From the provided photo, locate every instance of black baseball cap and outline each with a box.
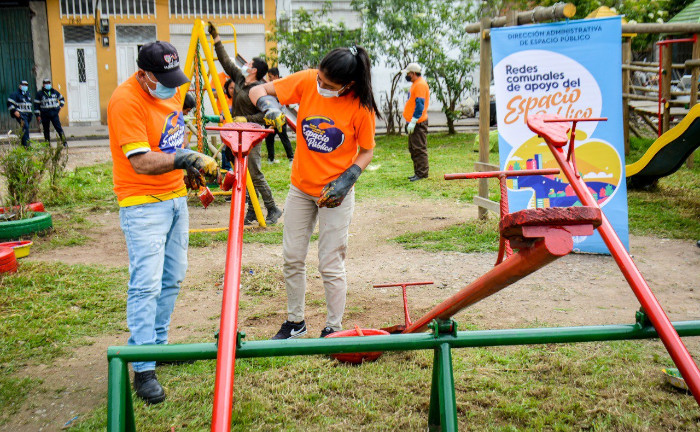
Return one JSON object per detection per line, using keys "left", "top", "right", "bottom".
{"left": 137, "top": 41, "right": 189, "bottom": 88}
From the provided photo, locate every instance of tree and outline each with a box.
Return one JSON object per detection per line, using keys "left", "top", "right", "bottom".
{"left": 352, "top": 0, "right": 428, "bottom": 134}
{"left": 353, "top": 0, "right": 478, "bottom": 134}
{"left": 266, "top": 1, "right": 361, "bottom": 72}
{"left": 415, "top": 2, "right": 479, "bottom": 134}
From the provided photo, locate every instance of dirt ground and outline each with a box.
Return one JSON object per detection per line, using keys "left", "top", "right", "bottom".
{"left": 4, "top": 146, "right": 700, "bottom": 431}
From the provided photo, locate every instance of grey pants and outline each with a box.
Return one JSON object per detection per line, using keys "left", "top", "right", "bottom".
{"left": 408, "top": 120, "right": 429, "bottom": 178}
{"left": 282, "top": 185, "right": 355, "bottom": 330}
{"left": 235, "top": 143, "right": 276, "bottom": 210}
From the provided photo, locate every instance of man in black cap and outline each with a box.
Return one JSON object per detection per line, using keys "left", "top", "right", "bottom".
{"left": 6, "top": 80, "right": 34, "bottom": 147}
{"left": 34, "top": 78, "right": 67, "bottom": 146}
{"left": 108, "top": 41, "right": 220, "bottom": 405}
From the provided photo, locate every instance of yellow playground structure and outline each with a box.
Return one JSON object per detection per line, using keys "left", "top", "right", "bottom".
{"left": 178, "top": 20, "right": 267, "bottom": 227}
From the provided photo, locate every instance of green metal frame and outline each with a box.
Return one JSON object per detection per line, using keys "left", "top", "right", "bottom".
{"left": 107, "top": 316, "right": 700, "bottom": 431}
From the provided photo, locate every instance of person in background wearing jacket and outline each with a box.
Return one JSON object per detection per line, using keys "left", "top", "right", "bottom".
{"left": 402, "top": 63, "right": 430, "bottom": 181}
{"left": 34, "top": 78, "right": 67, "bottom": 146}
{"left": 263, "top": 67, "right": 294, "bottom": 164}
{"left": 7, "top": 80, "right": 33, "bottom": 148}
{"left": 208, "top": 21, "right": 283, "bottom": 225}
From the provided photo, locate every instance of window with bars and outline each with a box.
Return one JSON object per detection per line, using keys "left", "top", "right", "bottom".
{"left": 60, "top": 0, "right": 155, "bottom": 18}
{"left": 169, "top": 0, "right": 264, "bottom": 18}
{"left": 115, "top": 25, "right": 157, "bottom": 43}
{"left": 64, "top": 25, "right": 95, "bottom": 44}
{"left": 77, "top": 48, "right": 87, "bottom": 82}
{"left": 102, "top": 0, "right": 155, "bottom": 18}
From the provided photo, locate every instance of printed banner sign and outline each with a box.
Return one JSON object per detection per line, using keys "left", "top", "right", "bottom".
{"left": 491, "top": 16, "right": 628, "bottom": 254}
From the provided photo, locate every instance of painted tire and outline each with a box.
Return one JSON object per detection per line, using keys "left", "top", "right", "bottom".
{"left": 0, "top": 212, "right": 53, "bottom": 240}
{"left": 0, "top": 246, "right": 15, "bottom": 263}
{"left": 326, "top": 328, "right": 390, "bottom": 364}
{"left": 0, "top": 202, "right": 45, "bottom": 214}
{"left": 0, "top": 247, "right": 17, "bottom": 274}
{"left": 0, "top": 260, "right": 18, "bottom": 273}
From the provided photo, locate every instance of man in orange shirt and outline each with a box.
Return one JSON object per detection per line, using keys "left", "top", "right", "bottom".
{"left": 108, "top": 41, "right": 220, "bottom": 404}
{"left": 402, "top": 63, "right": 430, "bottom": 181}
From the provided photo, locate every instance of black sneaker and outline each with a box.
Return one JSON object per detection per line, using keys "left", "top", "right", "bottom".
{"left": 271, "top": 320, "right": 307, "bottom": 340}
{"left": 133, "top": 370, "right": 166, "bottom": 404}
{"left": 320, "top": 327, "right": 336, "bottom": 338}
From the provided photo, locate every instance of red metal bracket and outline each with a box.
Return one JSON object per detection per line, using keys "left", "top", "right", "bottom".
{"left": 445, "top": 168, "right": 561, "bottom": 265}
{"left": 373, "top": 281, "right": 434, "bottom": 333}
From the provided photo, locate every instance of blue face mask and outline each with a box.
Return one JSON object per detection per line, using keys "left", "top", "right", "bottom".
{"left": 20, "top": 85, "right": 28, "bottom": 92}
{"left": 145, "top": 73, "right": 177, "bottom": 100}
{"left": 240, "top": 65, "right": 249, "bottom": 75}
{"left": 44, "top": 84, "right": 52, "bottom": 90}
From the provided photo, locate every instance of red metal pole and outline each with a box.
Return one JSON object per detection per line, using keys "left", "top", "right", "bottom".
{"left": 546, "top": 140, "right": 700, "bottom": 404}
{"left": 210, "top": 136, "right": 248, "bottom": 432}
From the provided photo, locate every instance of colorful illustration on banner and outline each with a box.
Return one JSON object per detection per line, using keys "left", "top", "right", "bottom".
{"left": 504, "top": 130, "right": 622, "bottom": 211}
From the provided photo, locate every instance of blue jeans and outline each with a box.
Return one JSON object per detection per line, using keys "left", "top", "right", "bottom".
{"left": 119, "top": 197, "right": 189, "bottom": 372}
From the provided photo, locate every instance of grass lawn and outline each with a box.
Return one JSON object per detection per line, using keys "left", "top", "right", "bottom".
{"left": 0, "top": 262, "right": 128, "bottom": 423}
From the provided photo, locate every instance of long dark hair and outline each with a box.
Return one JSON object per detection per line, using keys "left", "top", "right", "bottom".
{"left": 319, "top": 46, "right": 382, "bottom": 119}
{"left": 223, "top": 78, "right": 234, "bottom": 97}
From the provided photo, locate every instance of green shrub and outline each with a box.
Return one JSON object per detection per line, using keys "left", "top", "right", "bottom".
{"left": 0, "top": 141, "right": 67, "bottom": 219}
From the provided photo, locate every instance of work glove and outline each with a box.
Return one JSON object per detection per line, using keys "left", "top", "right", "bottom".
{"left": 174, "top": 148, "right": 222, "bottom": 187}
{"left": 207, "top": 22, "right": 218, "bottom": 38}
{"left": 183, "top": 170, "right": 205, "bottom": 190}
{"left": 406, "top": 118, "right": 418, "bottom": 134}
{"left": 256, "top": 95, "right": 286, "bottom": 132}
{"left": 317, "top": 164, "right": 362, "bottom": 208}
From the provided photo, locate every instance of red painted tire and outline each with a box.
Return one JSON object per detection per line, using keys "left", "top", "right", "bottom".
{"left": 0, "top": 261, "right": 18, "bottom": 273}
{"left": 0, "top": 248, "right": 18, "bottom": 273}
{"left": 0, "top": 202, "right": 44, "bottom": 214}
{"left": 326, "top": 328, "right": 390, "bottom": 364}
{"left": 27, "top": 202, "right": 45, "bottom": 212}
{"left": 0, "top": 246, "right": 15, "bottom": 263}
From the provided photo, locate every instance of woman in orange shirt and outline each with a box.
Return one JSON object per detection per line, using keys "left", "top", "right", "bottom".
{"left": 250, "top": 46, "right": 380, "bottom": 339}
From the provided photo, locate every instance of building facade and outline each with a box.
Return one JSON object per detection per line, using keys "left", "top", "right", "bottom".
{"left": 38, "top": 0, "right": 275, "bottom": 126}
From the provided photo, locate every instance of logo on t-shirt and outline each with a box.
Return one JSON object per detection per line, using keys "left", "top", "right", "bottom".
{"left": 301, "top": 116, "right": 345, "bottom": 153}
{"left": 159, "top": 112, "right": 185, "bottom": 153}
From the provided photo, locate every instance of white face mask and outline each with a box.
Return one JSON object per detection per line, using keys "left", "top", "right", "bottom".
{"left": 316, "top": 81, "right": 347, "bottom": 98}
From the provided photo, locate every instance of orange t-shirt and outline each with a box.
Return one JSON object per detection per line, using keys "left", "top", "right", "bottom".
{"left": 274, "top": 69, "right": 376, "bottom": 196}
{"left": 403, "top": 77, "right": 429, "bottom": 123}
{"left": 211, "top": 72, "right": 232, "bottom": 113}
{"left": 108, "top": 74, "right": 186, "bottom": 206}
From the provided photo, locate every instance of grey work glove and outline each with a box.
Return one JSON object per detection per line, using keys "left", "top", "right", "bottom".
{"left": 174, "top": 148, "right": 222, "bottom": 187}
{"left": 317, "top": 164, "right": 362, "bottom": 208}
{"left": 256, "top": 95, "right": 286, "bottom": 132}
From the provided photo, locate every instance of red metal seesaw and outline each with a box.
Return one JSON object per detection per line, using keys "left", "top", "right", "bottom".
{"left": 205, "top": 123, "right": 273, "bottom": 432}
